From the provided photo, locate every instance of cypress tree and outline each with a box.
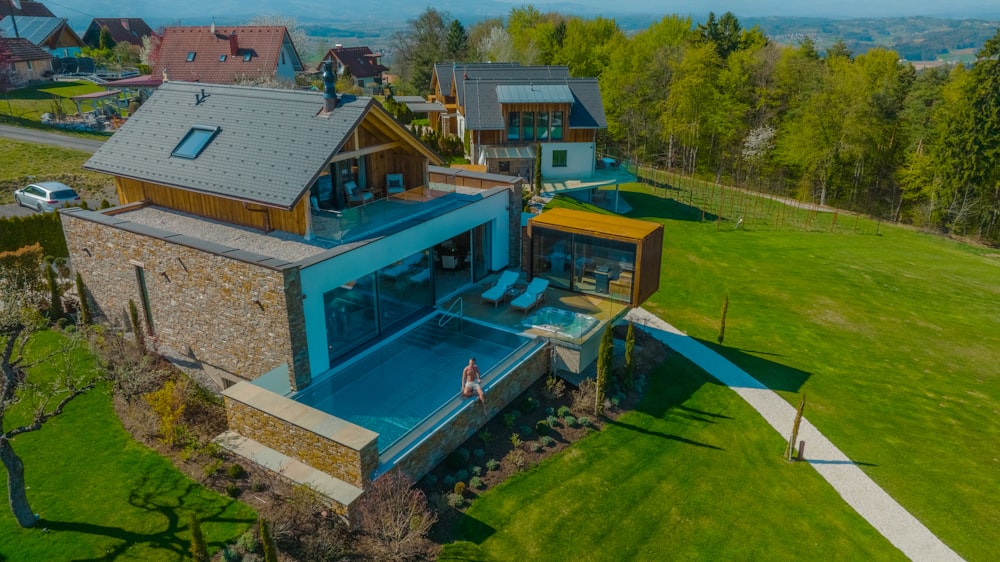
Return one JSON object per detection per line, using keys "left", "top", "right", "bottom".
{"left": 45, "top": 261, "right": 61, "bottom": 320}
{"left": 260, "top": 517, "right": 278, "bottom": 562}
{"left": 75, "top": 272, "right": 91, "bottom": 325}
{"left": 785, "top": 394, "right": 807, "bottom": 461}
{"left": 624, "top": 321, "right": 635, "bottom": 391}
{"left": 534, "top": 144, "right": 543, "bottom": 195}
{"left": 189, "top": 514, "right": 209, "bottom": 562}
{"left": 717, "top": 294, "right": 729, "bottom": 344}
{"left": 595, "top": 325, "right": 613, "bottom": 415}
{"left": 128, "top": 299, "right": 144, "bottom": 347}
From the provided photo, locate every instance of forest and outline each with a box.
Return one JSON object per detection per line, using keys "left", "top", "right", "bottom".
{"left": 392, "top": 8, "right": 1000, "bottom": 244}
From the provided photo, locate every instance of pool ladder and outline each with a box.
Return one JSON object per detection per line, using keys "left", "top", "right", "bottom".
{"left": 439, "top": 297, "right": 463, "bottom": 328}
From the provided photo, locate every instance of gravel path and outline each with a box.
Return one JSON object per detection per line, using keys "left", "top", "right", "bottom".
{"left": 626, "top": 307, "right": 964, "bottom": 562}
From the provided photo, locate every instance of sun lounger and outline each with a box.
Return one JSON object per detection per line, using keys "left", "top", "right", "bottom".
{"left": 510, "top": 278, "right": 549, "bottom": 313}
{"left": 480, "top": 270, "right": 519, "bottom": 307}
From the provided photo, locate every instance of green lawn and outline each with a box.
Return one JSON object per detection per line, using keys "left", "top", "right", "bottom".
{"left": 1, "top": 81, "right": 114, "bottom": 139}
{"left": 442, "top": 183, "right": 998, "bottom": 560}
{"left": 0, "top": 139, "right": 110, "bottom": 204}
{"left": 0, "top": 331, "right": 256, "bottom": 560}
{"left": 442, "top": 356, "right": 902, "bottom": 561}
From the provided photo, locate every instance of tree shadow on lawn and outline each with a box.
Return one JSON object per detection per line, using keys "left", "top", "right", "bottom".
{"left": 38, "top": 474, "right": 254, "bottom": 560}
{"left": 619, "top": 190, "right": 722, "bottom": 223}
{"left": 603, "top": 417, "right": 725, "bottom": 450}
{"left": 697, "top": 339, "right": 812, "bottom": 394}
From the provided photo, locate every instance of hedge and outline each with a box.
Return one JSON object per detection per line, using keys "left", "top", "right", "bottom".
{"left": 0, "top": 212, "right": 68, "bottom": 257}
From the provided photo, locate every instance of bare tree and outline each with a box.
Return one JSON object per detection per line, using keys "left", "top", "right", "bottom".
{"left": 356, "top": 470, "right": 437, "bottom": 561}
{"left": 1, "top": 269, "right": 101, "bottom": 528}
{"left": 478, "top": 26, "right": 517, "bottom": 63}
{"left": 244, "top": 15, "right": 310, "bottom": 61}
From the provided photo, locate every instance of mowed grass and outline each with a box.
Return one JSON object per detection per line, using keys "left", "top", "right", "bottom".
{"left": 442, "top": 356, "right": 902, "bottom": 561}
{"left": 612, "top": 183, "right": 999, "bottom": 560}
{"left": 0, "top": 331, "right": 256, "bottom": 560}
{"left": 0, "top": 81, "right": 106, "bottom": 120}
{"left": 0, "top": 139, "right": 109, "bottom": 204}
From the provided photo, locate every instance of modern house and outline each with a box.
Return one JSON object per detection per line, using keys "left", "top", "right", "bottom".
{"left": 150, "top": 25, "right": 303, "bottom": 86}
{"left": 0, "top": 16, "right": 84, "bottom": 57}
{"left": 0, "top": 36, "right": 52, "bottom": 85}
{"left": 82, "top": 18, "right": 154, "bottom": 48}
{"left": 61, "top": 66, "right": 660, "bottom": 519}
{"left": 317, "top": 45, "right": 388, "bottom": 92}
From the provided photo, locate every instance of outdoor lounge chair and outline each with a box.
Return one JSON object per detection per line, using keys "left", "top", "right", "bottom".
{"left": 480, "top": 270, "right": 519, "bottom": 307}
{"left": 346, "top": 181, "right": 373, "bottom": 207}
{"left": 386, "top": 173, "right": 405, "bottom": 195}
{"left": 510, "top": 278, "right": 549, "bottom": 313}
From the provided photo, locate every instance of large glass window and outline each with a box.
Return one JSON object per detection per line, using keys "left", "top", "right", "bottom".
{"left": 536, "top": 111, "right": 549, "bottom": 140}
{"left": 551, "top": 111, "right": 564, "bottom": 140}
{"left": 522, "top": 112, "right": 535, "bottom": 141}
{"left": 507, "top": 112, "right": 520, "bottom": 141}
{"left": 378, "top": 250, "right": 433, "bottom": 332}
{"left": 532, "top": 227, "right": 636, "bottom": 303}
{"left": 324, "top": 274, "right": 378, "bottom": 365}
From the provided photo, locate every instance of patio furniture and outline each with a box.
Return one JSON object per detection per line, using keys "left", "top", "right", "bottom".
{"left": 345, "top": 181, "right": 373, "bottom": 207}
{"left": 386, "top": 173, "right": 405, "bottom": 195}
{"left": 480, "top": 270, "right": 519, "bottom": 307}
{"left": 511, "top": 278, "right": 549, "bottom": 314}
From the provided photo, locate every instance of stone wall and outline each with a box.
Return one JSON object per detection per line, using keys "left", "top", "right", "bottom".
{"left": 60, "top": 209, "right": 310, "bottom": 389}
{"left": 392, "top": 344, "right": 550, "bottom": 481}
{"left": 223, "top": 385, "right": 379, "bottom": 488}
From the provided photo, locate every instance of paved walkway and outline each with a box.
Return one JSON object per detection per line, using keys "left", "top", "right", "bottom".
{"left": 626, "top": 307, "right": 963, "bottom": 562}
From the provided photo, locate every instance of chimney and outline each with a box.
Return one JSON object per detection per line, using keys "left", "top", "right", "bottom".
{"left": 162, "top": 68, "right": 169, "bottom": 82}
{"left": 210, "top": 18, "right": 215, "bottom": 34}
{"left": 229, "top": 32, "right": 239, "bottom": 56}
{"left": 321, "top": 60, "right": 337, "bottom": 114}
{"left": 335, "top": 43, "right": 343, "bottom": 49}
{"left": 121, "top": 19, "right": 130, "bottom": 32}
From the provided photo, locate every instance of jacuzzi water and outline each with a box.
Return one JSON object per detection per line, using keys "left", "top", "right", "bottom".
{"left": 523, "top": 306, "right": 599, "bottom": 339}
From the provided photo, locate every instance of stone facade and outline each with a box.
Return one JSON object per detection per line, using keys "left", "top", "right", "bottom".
{"left": 61, "top": 209, "right": 310, "bottom": 389}
{"left": 223, "top": 384, "right": 379, "bottom": 489}
{"left": 392, "top": 344, "right": 550, "bottom": 481}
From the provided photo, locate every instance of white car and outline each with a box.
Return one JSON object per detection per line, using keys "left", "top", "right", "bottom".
{"left": 14, "top": 182, "right": 82, "bottom": 212}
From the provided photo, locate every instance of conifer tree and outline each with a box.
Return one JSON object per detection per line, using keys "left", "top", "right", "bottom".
{"left": 189, "top": 514, "right": 209, "bottom": 562}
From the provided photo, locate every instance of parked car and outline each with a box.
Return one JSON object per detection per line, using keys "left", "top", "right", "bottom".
{"left": 13, "top": 182, "right": 81, "bottom": 212}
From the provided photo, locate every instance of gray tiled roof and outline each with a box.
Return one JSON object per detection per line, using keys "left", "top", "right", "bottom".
{"left": 85, "top": 81, "right": 371, "bottom": 209}
{"left": 463, "top": 78, "right": 607, "bottom": 131}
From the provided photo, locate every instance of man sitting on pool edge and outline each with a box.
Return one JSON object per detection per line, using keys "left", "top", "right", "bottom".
{"left": 462, "top": 357, "right": 486, "bottom": 408}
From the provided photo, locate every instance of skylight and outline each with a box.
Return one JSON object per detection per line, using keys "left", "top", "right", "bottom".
{"left": 219, "top": 54, "right": 227, "bottom": 62}
{"left": 186, "top": 51, "right": 196, "bottom": 62}
{"left": 243, "top": 52, "right": 252, "bottom": 62}
{"left": 171, "top": 125, "right": 220, "bottom": 159}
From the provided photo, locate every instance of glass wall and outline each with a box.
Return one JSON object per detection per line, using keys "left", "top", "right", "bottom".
{"left": 324, "top": 273, "right": 378, "bottom": 363}
{"left": 532, "top": 227, "right": 636, "bottom": 303}
{"left": 378, "top": 249, "right": 433, "bottom": 332}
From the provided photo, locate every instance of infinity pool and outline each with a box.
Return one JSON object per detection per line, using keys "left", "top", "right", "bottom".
{"left": 294, "top": 315, "right": 530, "bottom": 452}
{"left": 523, "top": 306, "right": 599, "bottom": 339}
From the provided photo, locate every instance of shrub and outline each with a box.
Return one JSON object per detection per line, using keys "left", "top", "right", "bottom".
{"left": 471, "top": 465, "right": 482, "bottom": 476}
{"left": 557, "top": 405, "right": 571, "bottom": 418}
{"left": 422, "top": 474, "right": 438, "bottom": 487}
{"left": 540, "top": 435, "right": 554, "bottom": 447}
{"left": 443, "top": 475, "right": 456, "bottom": 489}
{"left": 624, "top": 321, "right": 636, "bottom": 390}
{"left": 446, "top": 447, "right": 470, "bottom": 469}
{"left": 0, "top": 213, "right": 68, "bottom": 257}
{"left": 519, "top": 424, "right": 535, "bottom": 437}
{"left": 543, "top": 374, "right": 566, "bottom": 399}
{"left": 236, "top": 528, "right": 259, "bottom": 553}
{"left": 521, "top": 395, "right": 538, "bottom": 412}
{"left": 45, "top": 261, "right": 62, "bottom": 319}
{"left": 509, "top": 433, "right": 522, "bottom": 448}
{"left": 100, "top": 198, "right": 112, "bottom": 209}
{"left": 564, "top": 415, "right": 577, "bottom": 427}
{"left": 486, "top": 458, "right": 499, "bottom": 471}
{"left": 251, "top": 478, "right": 268, "bottom": 493}
{"left": 571, "top": 379, "right": 597, "bottom": 413}
{"left": 527, "top": 441, "right": 541, "bottom": 453}
{"left": 454, "top": 481, "right": 466, "bottom": 495}
{"left": 578, "top": 416, "right": 591, "bottom": 427}
{"left": 503, "top": 411, "right": 519, "bottom": 428}
{"left": 504, "top": 449, "right": 527, "bottom": 471}
{"left": 128, "top": 299, "right": 145, "bottom": 347}
{"left": 455, "top": 469, "right": 469, "bottom": 482}
{"left": 222, "top": 547, "right": 242, "bottom": 562}
{"left": 470, "top": 476, "right": 484, "bottom": 489}
{"left": 144, "top": 379, "right": 188, "bottom": 446}
{"left": 259, "top": 518, "right": 278, "bottom": 562}
{"left": 226, "top": 483, "right": 241, "bottom": 498}
{"left": 226, "top": 463, "right": 247, "bottom": 479}
{"left": 477, "top": 429, "right": 494, "bottom": 445}
{"left": 203, "top": 459, "right": 222, "bottom": 478}
{"left": 357, "top": 471, "right": 437, "bottom": 560}
{"left": 547, "top": 415, "right": 560, "bottom": 428}
{"left": 446, "top": 492, "right": 465, "bottom": 508}
{"left": 536, "top": 419, "right": 549, "bottom": 432}
{"left": 75, "top": 272, "right": 92, "bottom": 325}
{"left": 473, "top": 448, "right": 485, "bottom": 458}
{"left": 545, "top": 406, "right": 555, "bottom": 416}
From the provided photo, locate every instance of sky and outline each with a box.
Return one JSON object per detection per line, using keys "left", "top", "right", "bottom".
{"left": 33, "top": 0, "right": 1000, "bottom": 30}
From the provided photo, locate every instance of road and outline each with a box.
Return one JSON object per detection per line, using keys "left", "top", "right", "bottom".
{"left": 1, "top": 124, "right": 106, "bottom": 217}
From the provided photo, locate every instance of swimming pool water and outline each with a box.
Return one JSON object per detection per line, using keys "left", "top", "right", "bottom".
{"left": 294, "top": 316, "right": 529, "bottom": 451}
{"left": 523, "top": 306, "right": 599, "bottom": 339}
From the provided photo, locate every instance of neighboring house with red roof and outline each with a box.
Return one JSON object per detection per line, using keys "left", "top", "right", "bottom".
{"left": 82, "top": 18, "right": 154, "bottom": 48}
{"left": 0, "top": 36, "right": 53, "bottom": 85}
{"left": 0, "top": 0, "right": 54, "bottom": 19}
{"left": 152, "top": 25, "right": 303, "bottom": 85}
{"left": 317, "top": 45, "right": 388, "bottom": 90}
{"left": 0, "top": 16, "right": 84, "bottom": 57}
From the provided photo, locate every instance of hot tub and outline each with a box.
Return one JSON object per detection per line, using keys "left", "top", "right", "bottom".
{"left": 523, "top": 306, "right": 599, "bottom": 339}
